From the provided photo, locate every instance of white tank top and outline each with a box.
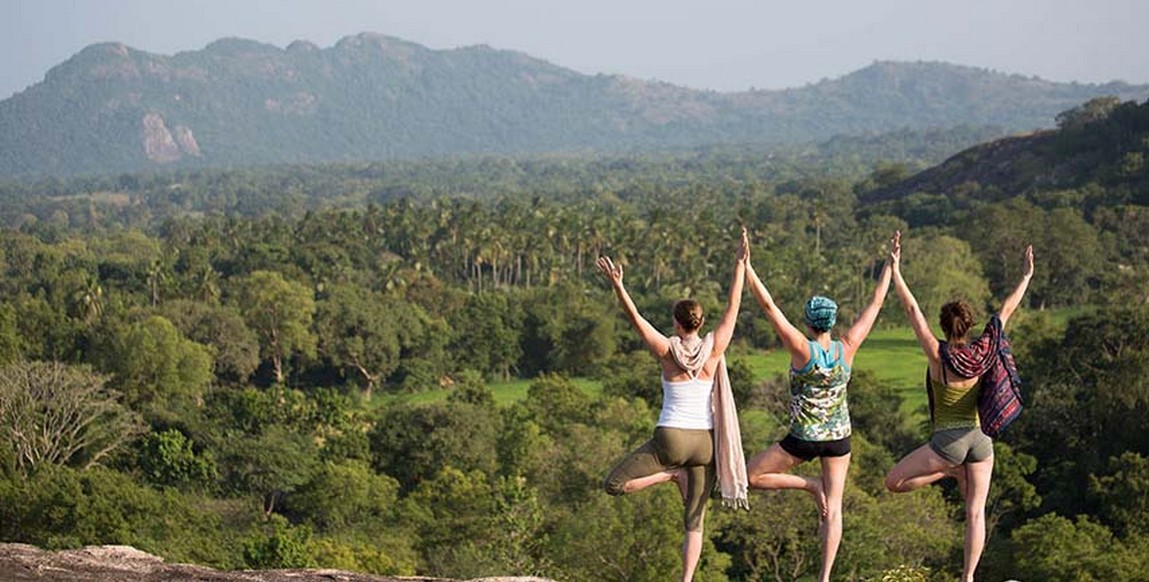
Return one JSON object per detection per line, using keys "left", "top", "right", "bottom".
{"left": 657, "top": 376, "right": 713, "bottom": 430}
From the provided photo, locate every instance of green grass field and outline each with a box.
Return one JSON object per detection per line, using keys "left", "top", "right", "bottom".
{"left": 734, "top": 326, "right": 928, "bottom": 414}
{"left": 370, "top": 376, "right": 604, "bottom": 409}
{"left": 374, "top": 326, "right": 930, "bottom": 415}
{"left": 482, "top": 377, "right": 604, "bottom": 406}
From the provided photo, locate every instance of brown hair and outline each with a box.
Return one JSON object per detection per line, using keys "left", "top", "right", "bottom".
{"left": 939, "top": 300, "right": 974, "bottom": 341}
{"left": 673, "top": 299, "right": 704, "bottom": 332}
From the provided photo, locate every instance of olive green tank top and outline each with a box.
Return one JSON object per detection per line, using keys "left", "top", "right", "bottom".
{"left": 928, "top": 369, "right": 981, "bottom": 432}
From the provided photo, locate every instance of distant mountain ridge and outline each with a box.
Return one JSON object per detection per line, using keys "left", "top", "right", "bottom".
{"left": 1, "top": 32, "right": 1147, "bottom": 179}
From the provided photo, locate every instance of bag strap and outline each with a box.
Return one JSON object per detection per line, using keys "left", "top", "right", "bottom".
{"left": 925, "top": 368, "right": 935, "bottom": 424}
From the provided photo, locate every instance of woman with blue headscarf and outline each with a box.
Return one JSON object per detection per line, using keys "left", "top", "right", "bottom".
{"left": 742, "top": 234, "right": 894, "bottom": 582}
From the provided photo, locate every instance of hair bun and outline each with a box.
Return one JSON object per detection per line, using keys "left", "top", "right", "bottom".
{"left": 673, "top": 299, "right": 705, "bottom": 332}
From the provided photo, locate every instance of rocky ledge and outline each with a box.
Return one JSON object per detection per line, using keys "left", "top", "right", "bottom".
{"left": 0, "top": 544, "right": 554, "bottom": 582}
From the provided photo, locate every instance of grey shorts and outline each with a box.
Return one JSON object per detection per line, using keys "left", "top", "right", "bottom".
{"left": 929, "top": 427, "right": 993, "bottom": 465}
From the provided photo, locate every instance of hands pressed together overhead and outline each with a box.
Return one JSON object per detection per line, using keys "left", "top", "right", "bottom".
{"left": 889, "top": 230, "right": 901, "bottom": 268}
{"left": 737, "top": 226, "right": 749, "bottom": 265}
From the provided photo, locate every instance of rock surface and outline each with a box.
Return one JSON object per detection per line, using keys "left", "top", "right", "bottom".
{"left": 0, "top": 544, "right": 554, "bottom": 582}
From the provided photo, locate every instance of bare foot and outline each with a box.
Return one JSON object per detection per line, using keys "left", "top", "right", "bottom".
{"left": 947, "top": 465, "right": 968, "bottom": 499}
{"left": 806, "top": 477, "right": 828, "bottom": 518}
{"left": 669, "top": 468, "right": 688, "bottom": 501}
{"left": 620, "top": 469, "right": 683, "bottom": 494}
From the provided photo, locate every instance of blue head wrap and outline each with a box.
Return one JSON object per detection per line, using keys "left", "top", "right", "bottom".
{"left": 804, "top": 296, "right": 838, "bottom": 332}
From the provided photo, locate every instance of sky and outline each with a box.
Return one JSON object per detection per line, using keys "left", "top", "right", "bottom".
{"left": 4, "top": 0, "right": 1149, "bottom": 99}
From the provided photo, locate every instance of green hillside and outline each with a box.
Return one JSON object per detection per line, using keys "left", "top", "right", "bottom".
{"left": 863, "top": 96, "right": 1149, "bottom": 212}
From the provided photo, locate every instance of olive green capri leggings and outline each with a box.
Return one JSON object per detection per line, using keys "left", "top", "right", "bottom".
{"left": 603, "top": 427, "right": 716, "bottom": 532}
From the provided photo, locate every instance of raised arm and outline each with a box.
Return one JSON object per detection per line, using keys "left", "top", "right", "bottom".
{"left": 745, "top": 244, "right": 810, "bottom": 367}
{"left": 889, "top": 231, "right": 940, "bottom": 362}
{"left": 710, "top": 228, "right": 749, "bottom": 358}
{"left": 840, "top": 252, "right": 893, "bottom": 363}
{"left": 597, "top": 256, "right": 670, "bottom": 358}
{"left": 998, "top": 245, "right": 1034, "bottom": 328}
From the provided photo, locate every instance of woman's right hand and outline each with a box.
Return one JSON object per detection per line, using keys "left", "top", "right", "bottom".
{"left": 889, "top": 230, "right": 902, "bottom": 269}
{"left": 1022, "top": 244, "right": 1034, "bottom": 279}
{"left": 597, "top": 256, "right": 623, "bottom": 286}
{"left": 738, "top": 226, "right": 750, "bottom": 265}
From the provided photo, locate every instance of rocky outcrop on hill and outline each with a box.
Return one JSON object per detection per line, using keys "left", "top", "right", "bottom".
{"left": 141, "top": 112, "right": 201, "bottom": 163}
{"left": 0, "top": 543, "right": 555, "bottom": 582}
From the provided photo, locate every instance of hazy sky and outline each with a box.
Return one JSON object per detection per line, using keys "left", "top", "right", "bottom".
{"left": 4, "top": 0, "right": 1148, "bottom": 99}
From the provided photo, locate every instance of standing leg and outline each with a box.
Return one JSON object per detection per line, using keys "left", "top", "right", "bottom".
{"left": 747, "top": 443, "right": 824, "bottom": 514}
{"left": 816, "top": 454, "right": 850, "bottom": 582}
{"left": 961, "top": 456, "right": 994, "bottom": 582}
{"left": 681, "top": 530, "right": 704, "bottom": 582}
{"left": 680, "top": 462, "right": 716, "bottom": 581}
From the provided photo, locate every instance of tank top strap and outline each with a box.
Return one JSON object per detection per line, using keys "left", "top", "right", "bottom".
{"left": 796, "top": 340, "right": 850, "bottom": 373}
{"left": 817, "top": 340, "right": 842, "bottom": 367}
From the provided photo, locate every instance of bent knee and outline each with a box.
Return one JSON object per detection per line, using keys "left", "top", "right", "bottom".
{"left": 884, "top": 475, "right": 906, "bottom": 493}
{"left": 603, "top": 477, "right": 626, "bottom": 496}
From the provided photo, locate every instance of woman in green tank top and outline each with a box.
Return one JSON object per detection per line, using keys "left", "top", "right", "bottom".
{"left": 883, "top": 231, "right": 1034, "bottom": 582}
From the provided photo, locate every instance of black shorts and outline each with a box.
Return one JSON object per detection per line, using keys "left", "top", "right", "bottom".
{"left": 779, "top": 434, "right": 852, "bottom": 461}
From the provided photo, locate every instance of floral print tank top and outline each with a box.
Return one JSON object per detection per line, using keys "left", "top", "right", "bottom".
{"left": 788, "top": 340, "right": 852, "bottom": 441}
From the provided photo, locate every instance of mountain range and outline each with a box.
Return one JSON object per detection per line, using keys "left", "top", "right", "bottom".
{"left": 2, "top": 32, "right": 1147, "bottom": 180}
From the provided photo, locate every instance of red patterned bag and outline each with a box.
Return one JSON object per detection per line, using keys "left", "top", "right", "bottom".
{"left": 976, "top": 326, "right": 1023, "bottom": 438}
{"left": 940, "top": 315, "right": 1023, "bottom": 438}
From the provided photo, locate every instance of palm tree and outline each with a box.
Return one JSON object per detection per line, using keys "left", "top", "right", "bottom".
{"left": 193, "top": 265, "right": 221, "bottom": 304}
{"left": 72, "top": 275, "right": 105, "bottom": 324}
{"left": 145, "top": 259, "right": 169, "bottom": 307}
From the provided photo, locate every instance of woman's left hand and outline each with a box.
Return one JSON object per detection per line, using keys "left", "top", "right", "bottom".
{"left": 889, "top": 230, "right": 902, "bottom": 268}
{"left": 738, "top": 226, "right": 750, "bottom": 264}
{"left": 596, "top": 256, "right": 623, "bottom": 285}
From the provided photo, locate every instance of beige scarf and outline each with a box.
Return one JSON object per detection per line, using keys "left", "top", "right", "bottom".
{"left": 668, "top": 333, "right": 750, "bottom": 509}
